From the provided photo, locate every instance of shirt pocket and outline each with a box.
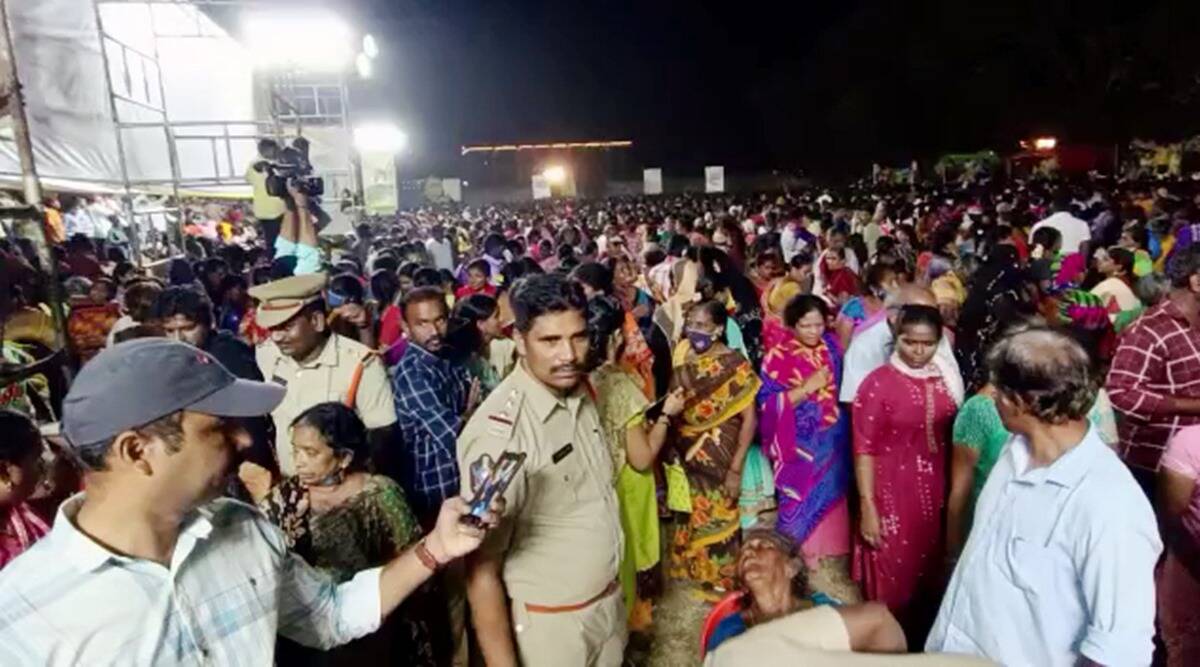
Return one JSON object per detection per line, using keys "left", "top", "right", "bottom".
{"left": 192, "top": 563, "right": 280, "bottom": 637}
{"left": 1000, "top": 536, "right": 1052, "bottom": 599}
{"left": 528, "top": 448, "right": 585, "bottom": 511}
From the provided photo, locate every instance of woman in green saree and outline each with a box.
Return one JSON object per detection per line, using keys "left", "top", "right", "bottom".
{"left": 255, "top": 402, "right": 435, "bottom": 666}
{"left": 586, "top": 296, "right": 686, "bottom": 632}
{"left": 666, "top": 300, "right": 761, "bottom": 594}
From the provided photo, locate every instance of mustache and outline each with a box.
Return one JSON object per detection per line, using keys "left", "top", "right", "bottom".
{"left": 551, "top": 364, "right": 582, "bottom": 374}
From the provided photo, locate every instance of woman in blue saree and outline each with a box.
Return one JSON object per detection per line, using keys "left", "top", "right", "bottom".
{"left": 757, "top": 295, "right": 858, "bottom": 601}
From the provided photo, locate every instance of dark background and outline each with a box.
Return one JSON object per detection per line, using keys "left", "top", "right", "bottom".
{"left": 253, "top": 0, "right": 1200, "bottom": 178}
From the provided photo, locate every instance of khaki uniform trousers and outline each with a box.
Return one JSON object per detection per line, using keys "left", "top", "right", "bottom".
{"left": 510, "top": 587, "right": 626, "bottom": 666}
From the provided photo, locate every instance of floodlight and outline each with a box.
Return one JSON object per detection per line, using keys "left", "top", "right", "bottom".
{"left": 543, "top": 165, "right": 567, "bottom": 184}
{"left": 1034, "top": 137, "right": 1057, "bottom": 151}
{"left": 354, "top": 123, "right": 409, "bottom": 153}
{"left": 356, "top": 52, "right": 373, "bottom": 79}
{"left": 363, "top": 34, "right": 379, "bottom": 59}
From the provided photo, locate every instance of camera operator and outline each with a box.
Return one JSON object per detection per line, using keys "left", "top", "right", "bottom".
{"left": 276, "top": 177, "right": 322, "bottom": 276}
{"left": 246, "top": 139, "right": 287, "bottom": 256}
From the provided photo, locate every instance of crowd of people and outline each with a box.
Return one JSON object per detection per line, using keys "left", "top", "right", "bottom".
{"left": 1, "top": 170, "right": 1199, "bottom": 666}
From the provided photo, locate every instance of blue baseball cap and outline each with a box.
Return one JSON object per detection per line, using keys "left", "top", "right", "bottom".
{"left": 62, "top": 339, "right": 285, "bottom": 449}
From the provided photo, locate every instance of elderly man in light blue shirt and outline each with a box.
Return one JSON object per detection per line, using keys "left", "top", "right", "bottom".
{"left": 927, "top": 328, "right": 1161, "bottom": 666}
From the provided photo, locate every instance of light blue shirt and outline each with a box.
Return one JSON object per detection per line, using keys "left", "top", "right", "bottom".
{"left": 926, "top": 426, "right": 1161, "bottom": 666}
{"left": 0, "top": 494, "right": 382, "bottom": 666}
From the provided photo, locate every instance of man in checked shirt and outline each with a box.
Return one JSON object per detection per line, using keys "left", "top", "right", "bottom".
{"left": 391, "top": 286, "right": 481, "bottom": 666}
{"left": 0, "top": 339, "right": 497, "bottom": 665}
{"left": 392, "top": 286, "right": 480, "bottom": 525}
{"left": 1108, "top": 246, "right": 1200, "bottom": 497}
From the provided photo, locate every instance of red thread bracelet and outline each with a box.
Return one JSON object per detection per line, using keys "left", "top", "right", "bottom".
{"left": 415, "top": 540, "right": 442, "bottom": 571}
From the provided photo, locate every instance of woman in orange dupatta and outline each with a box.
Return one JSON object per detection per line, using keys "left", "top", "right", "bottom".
{"left": 665, "top": 300, "right": 760, "bottom": 593}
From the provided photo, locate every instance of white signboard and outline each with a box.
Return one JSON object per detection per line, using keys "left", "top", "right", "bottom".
{"left": 442, "top": 178, "right": 462, "bottom": 202}
{"left": 705, "top": 165, "right": 725, "bottom": 193}
{"left": 531, "top": 174, "right": 551, "bottom": 200}
{"left": 643, "top": 168, "right": 663, "bottom": 195}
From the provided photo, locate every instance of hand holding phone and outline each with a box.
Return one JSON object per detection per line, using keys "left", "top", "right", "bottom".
{"left": 461, "top": 451, "right": 526, "bottom": 527}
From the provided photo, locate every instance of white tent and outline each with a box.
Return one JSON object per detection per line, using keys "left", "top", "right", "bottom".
{"left": 0, "top": 0, "right": 261, "bottom": 194}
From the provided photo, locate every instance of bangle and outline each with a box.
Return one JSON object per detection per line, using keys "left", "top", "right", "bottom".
{"left": 415, "top": 540, "right": 443, "bottom": 571}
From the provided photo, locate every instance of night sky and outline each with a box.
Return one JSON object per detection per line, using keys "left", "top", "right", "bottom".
{"left": 339, "top": 0, "right": 1200, "bottom": 177}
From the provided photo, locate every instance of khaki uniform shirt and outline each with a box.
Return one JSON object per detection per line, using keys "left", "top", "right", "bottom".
{"left": 457, "top": 363, "right": 623, "bottom": 606}
{"left": 257, "top": 334, "right": 396, "bottom": 475}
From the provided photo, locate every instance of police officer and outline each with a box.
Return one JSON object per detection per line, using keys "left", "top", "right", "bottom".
{"left": 459, "top": 273, "right": 625, "bottom": 666}
{"left": 250, "top": 273, "right": 397, "bottom": 477}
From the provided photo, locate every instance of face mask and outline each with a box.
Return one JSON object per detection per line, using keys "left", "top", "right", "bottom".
{"left": 686, "top": 329, "right": 715, "bottom": 353}
{"left": 310, "top": 451, "right": 351, "bottom": 487}
{"left": 325, "top": 291, "right": 349, "bottom": 309}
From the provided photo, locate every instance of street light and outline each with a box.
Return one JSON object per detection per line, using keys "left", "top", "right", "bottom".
{"left": 543, "top": 165, "right": 567, "bottom": 184}
{"left": 1033, "top": 136, "right": 1058, "bottom": 151}
{"left": 354, "top": 122, "right": 408, "bottom": 153}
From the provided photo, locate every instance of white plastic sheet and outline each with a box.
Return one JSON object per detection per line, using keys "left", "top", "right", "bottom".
{"left": 0, "top": 0, "right": 259, "bottom": 192}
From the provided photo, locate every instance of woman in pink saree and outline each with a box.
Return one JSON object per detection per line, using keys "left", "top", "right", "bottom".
{"left": 1158, "top": 425, "right": 1200, "bottom": 666}
{"left": 757, "top": 295, "right": 858, "bottom": 601}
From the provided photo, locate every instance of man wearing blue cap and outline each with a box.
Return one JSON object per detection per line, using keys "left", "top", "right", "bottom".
{"left": 0, "top": 339, "right": 496, "bottom": 665}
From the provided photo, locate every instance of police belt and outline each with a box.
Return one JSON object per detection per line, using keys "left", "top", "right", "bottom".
{"left": 523, "top": 579, "right": 619, "bottom": 614}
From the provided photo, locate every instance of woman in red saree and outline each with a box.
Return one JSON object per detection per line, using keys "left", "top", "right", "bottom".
{"left": 0, "top": 410, "right": 48, "bottom": 570}
{"left": 815, "top": 249, "right": 861, "bottom": 308}
{"left": 851, "top": 305, "right": 962, "bottom": 642}
{"left": 666, "top": 301, "right": 760, "bottom": 594}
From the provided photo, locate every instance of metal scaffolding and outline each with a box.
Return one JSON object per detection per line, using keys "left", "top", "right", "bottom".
{"left": 1, "top": 0, "right": 359, "bottom": 269}
{"left": 90, "top": 0, "right": 297, "bottom": 262}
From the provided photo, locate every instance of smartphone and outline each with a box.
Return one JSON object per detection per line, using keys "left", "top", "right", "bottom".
{"left": 462, "top": 451, "right": 526, "bottom": 527}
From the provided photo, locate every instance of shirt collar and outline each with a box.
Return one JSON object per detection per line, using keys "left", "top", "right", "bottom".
{"left": 55, "top": 493, "right": 217, "bottom": 573}
{"left": 405, "top": 342, "right": 443, "bottom": 365}
{"left": 516, "top": 362, "right": 585, "bottom": 423}
{"left": 1009, "top": 425, "right": 1104, "bottom": 488}
{"left": 1159, "top": 298, "right": 1191, "bottom": 326}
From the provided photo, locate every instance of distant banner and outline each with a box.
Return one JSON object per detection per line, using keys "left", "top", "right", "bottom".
{"left": 643, "top": 168, "right": 662, "bottom": 195}
{"left": 531, "top": 174, "right": 551, "bottom": 200}
{"left": 705, "top": 165, "right": 724, "bottom": 193}
{"left": 360, "top": 150, "right": 397, "bottom": 214}
{"left": 442, "top": 178, "right": 462, "bottom": 202}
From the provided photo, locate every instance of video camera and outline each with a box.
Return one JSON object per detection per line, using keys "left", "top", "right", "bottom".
{"left": 261, "top": 137, "right": 325, "bottom": 201}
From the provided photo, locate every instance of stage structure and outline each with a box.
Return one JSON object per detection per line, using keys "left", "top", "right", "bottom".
{"left": 0, "top": 0, "right": 365, "bottom": 265}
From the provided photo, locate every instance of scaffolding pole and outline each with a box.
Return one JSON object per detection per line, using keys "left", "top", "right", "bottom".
{"left": 91, "top": 0, "right": 145, "bottom": 265}
{"left": 0, "top": 0, "right": 67, "bottom": 349}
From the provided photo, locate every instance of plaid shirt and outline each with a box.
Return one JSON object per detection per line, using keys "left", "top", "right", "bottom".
{"left": 392, "top": 343, "right": 470, "bottom": 515}
{"left": 0, "top": 495, "right": 381, "bottom": 666}
{"left": 1107, "top": 299, "right": 1200, "bottom": 471}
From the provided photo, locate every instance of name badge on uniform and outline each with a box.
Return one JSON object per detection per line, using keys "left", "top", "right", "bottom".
{"left": 552, "top": 443, "right": 573, "bottom": 464}
{"left": 271, "top": 375, "right": 288, "bottom": 388}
